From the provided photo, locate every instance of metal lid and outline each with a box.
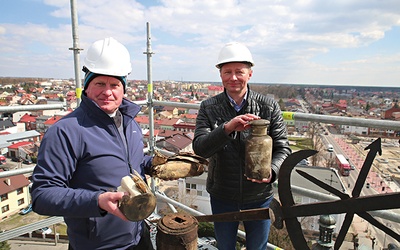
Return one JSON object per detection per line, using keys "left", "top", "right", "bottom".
{"left": 249, "top": 119, "right": 270, "bottom": 126}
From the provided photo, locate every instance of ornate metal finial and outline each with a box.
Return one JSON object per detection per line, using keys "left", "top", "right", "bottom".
{"left": 276, "top": 138, "right": 400, "bottom": 249}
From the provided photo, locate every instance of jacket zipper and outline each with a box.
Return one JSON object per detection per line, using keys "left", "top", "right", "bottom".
{"left": 112, "top": 114, "right": 132, "bottom": 175}
{"left": 125, "top": 117, "right": 134, "bottom": 175}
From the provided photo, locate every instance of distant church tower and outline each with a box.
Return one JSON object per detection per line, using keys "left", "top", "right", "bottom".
{"left": 311, "top": 214, "right": 336, "bottom": 250}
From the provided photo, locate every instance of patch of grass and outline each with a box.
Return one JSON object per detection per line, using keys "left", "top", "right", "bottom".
{"left": 0, "top": 212, "right": 69, "bottom": 237}
{"left": 288, "top": 137, "right": 313, "bottom": 151}
{"left": 55, "top": 223, "right": 68, "bottom": 235}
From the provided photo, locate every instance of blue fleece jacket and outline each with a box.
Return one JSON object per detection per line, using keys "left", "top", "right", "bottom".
{"left": 31, "top": 95, "right": 152, "bottom": 249}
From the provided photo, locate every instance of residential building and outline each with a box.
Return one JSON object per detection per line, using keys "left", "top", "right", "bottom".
{"left": 382, "top": 105, "right": 400, "bottom": 120}
{"left": 207, "top": 85, "right": 224, "bottom": 96}
{"left": 18, "top": 113, "right": 37, "bottom": 131}
{"left": 174, "top": 122, "right": 196, "bottom": 133}
{"left": 34, "top": 115, "right": 52, "bottom": 133}
{"left": 156, "top": 133, "right": 193, "bottom": 153}
{"left": 7, "top": 141, "right": 35, "bottom": 161}
{"left": 0, "top": 119, "right": 14, "bottom": 131}
{"left": 0, "top": 170, "right": 31, "bottom": 220}
{"left": 341, "top": 125, "right": 369, "bottom": 136}
{"left": 177, "top": 173, "right": 212, "bottom": 215}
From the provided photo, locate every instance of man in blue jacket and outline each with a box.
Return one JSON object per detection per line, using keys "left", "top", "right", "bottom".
{"left": 31, "top": 37, "right": 154, "bottom": 249}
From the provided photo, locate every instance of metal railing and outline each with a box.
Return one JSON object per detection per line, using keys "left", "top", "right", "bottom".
{"left": 0, "top": 103, "right": 67, "bottom": 113}
{"left": 0, "top": 216, "right": 63, "bottom": 242}
{"left": 1, "top": 102, "right": 400, "bottom": 249}
{"left": 151, "top": 100, "right": 400, "bottom": 130}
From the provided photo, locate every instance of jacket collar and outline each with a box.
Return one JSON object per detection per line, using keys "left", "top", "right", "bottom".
{"left": 80, "top": 95, "right": 141, "bottom": 120}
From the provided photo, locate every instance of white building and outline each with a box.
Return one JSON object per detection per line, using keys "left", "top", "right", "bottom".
{"left": 178, "top": 173, "right": 212, "bottom": 215}
{"left": 341, "top": 124, "right": 369, "bottom": 135}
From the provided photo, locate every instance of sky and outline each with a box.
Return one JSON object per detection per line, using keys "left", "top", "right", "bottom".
{"left": 0, "top": 0, "right": 399, "bottom": 87}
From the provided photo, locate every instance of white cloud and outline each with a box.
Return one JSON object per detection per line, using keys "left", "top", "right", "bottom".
{"left": 0, "top": 0, "right": 399, "bottom": 86}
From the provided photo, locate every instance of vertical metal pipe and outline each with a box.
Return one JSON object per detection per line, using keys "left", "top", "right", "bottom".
{"left": 145, "top": 22, "right": 155, "bottom": 152}
{"left": 69, "top": 0, "right": 82, "bottom": 106}
{"left": 144, "top": 22, "right": 156, "bottom": 192}
{"left": 53, "top": 225, "right": 58, "bottom": 245}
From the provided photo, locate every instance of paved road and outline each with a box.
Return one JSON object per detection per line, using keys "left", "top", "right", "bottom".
{"left": 332, "top": 136, "right": 400, "bottom": 249}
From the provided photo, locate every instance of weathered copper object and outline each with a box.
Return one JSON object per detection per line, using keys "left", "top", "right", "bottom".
{"left": 244, "top": 119, "right": 272, "bottom": 180}
{"left": 156, "top": 213, "right": 198, "bottom": 250}
{"left": 151, "top": 151, "right": 208, "bottom": 179}
{"left": 118, "top": 171, "right": 156, "bottom": 222}
{"left": 276, "top": 138, "right": 400, "bottom": 249}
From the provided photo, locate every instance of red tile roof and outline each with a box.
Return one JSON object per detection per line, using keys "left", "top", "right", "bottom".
{"left": 44, "top": 115, "right": 65, "bottom": 125}
{"left": 180, "top": 114, "right": 197, "bottom": 119}
{"left": 19, "top": 113, "right": 37, "bottom": 123}
{"left": 165, "top": 134, "right": 192, "bottom": 150}
{"left": 208, "top": 86, "right": 224, "bottom": 91}
{"left": 8, "top": 141, "right": 33, "bottom": 149}
{"left": 0, "top": 169, "right": 30, "bottom": 195}
{"left": 135, "top": 116, "right": 149, "bottom": 124}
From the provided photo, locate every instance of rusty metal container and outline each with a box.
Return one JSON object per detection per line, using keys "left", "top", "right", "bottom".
{"left": 156, "top": 212, "right": 198, "bottom": 250}
{"left": 245, "top": 119, "right": 272, "bottom": 180}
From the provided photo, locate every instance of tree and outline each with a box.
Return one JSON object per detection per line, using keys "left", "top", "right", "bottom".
{"left": 197, "top": 222, "right": 214, "bottom": 237}
{"left": 307, "top": 122, "right": 325, "bottom": 166}
{"left": 365, "top": 102, "right": 371, "bottom": 111}
{"left": 0, "top": 241, "right": 11, "bottom": 250}
{"left": 278, "top": 98, "right": 285, "bottom": 111}
{"left": 268, "top": 224, "right": 295, "bottom": 249}
{"left": 326, "top": 154, "right": 336, "bottom": 169}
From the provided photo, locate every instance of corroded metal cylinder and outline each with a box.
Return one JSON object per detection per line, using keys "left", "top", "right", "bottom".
{"left": 156, "top": 212, "right": 198, "bottom": 250}
{"left": 245, "top": 119, "right": 272, "bottom": 180}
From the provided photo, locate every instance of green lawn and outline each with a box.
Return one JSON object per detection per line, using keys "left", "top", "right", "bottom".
{"left": 0, "top": 212, "right": 68, "bottom": 235}
{"left": 288, "top": 137, "right": 313, "bottom": 151}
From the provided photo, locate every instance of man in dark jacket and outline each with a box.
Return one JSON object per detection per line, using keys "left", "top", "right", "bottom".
{"left": 31, "top": 38, "right": 154, "bottom": 250}
{"left": 193, "top": 42, "right": 291, "bottom": 250}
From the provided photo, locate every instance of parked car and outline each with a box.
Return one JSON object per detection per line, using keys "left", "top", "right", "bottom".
{"left": 298, "top": 158, "right": 309, "bottom": 166}
{"left": 22, "top": 159, "right": 32, "bottom": 164}
{"left": 0, "top": 155, "right": 6, "bottom": 165}
{"left": 11, "top": 157, "right": 22, "bottom": 162}
{"left": 387, "top": 243, "right": 400, "bottom": 250}
{"left": 381, "top": 158, "right": 389, "bottom": 164}
{"left": 19, "top": 204, "right": 33, "bottom": 215}
{"left": 34, "top": 227, "right": 52, "bottom": 234}
{"left": 199, "top": 237, "right": 217, "bottom": 247}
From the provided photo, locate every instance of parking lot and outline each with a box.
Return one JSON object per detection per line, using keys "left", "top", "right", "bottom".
{"left": 0, "top": 158, "right": 34, "bottom": 173}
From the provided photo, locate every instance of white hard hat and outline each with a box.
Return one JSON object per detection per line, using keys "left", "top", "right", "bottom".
{"left": 216, "top": 42, "right": 254, "bottom": 69}
{"left": 84, "top": 37, "right": 132, "bottom": 77}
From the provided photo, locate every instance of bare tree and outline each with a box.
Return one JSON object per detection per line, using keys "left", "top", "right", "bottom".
{"left": 307, "top": 122, "right": 325, "bottom": 167}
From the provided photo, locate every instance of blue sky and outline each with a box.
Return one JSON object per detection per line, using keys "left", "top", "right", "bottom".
{"left": 0, "top": 0, "right": 399, "bottom": 87}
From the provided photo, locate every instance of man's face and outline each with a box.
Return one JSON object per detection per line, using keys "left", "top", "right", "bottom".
{"left": 85, "top": 75, "right": 124, "bottom": 114}
{"left": 220, "top": 62, "right": 252, "bottom": 95}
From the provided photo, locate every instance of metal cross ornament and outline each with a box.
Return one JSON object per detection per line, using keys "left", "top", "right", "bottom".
{"left": 277, "top": 138, "right": 400, "bottom": 249}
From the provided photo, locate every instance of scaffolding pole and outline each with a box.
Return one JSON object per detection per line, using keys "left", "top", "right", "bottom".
{"left": 143, "top": 22, "right": 157, "bottom": 196}
{"left": 69, "top": 0, "right": 83, "bottom": 106}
